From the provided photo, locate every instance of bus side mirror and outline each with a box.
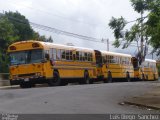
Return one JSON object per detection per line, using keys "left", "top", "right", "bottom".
{"left": 45, "top": 53, "right": 49, "bottom": 60}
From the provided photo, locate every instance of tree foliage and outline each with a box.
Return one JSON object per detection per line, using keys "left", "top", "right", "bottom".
{"left": 146, "top": 0, "right": 160, "bottom": 55}
{"left": 0, "top": 17, "right": 19, "bottom": 51}
{"left": 5, "top": 11, "right": 35, "bottom": 41}
{"left": 109, "top": 0, "right": 160, "bottom": 62}
{"left": 0, "top": 11, "right": 54, "bottom": 72}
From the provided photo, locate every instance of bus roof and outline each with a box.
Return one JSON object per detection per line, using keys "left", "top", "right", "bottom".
{"left": 8, "top": 40, "right": 134, "bottom": 57}
{"left": 145, "top": 59, "right": 156, "bottom": 63}
{"left": 100, "top": 50, "right": 132, "bottom": 57}
{"left": 39, "top": 41, "right": 95, "bottom": 52}
{"left": 8, "top": 40, "right": 95, "bottom": 52}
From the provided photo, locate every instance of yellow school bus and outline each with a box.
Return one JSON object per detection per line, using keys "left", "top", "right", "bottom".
{"left": 132, "top": 57, "right": 158, "bottom": 81}
{"left": 140, "top": 59, "right": 158, "bottom": 80}
{"left": 98, "top": 51, "right": 134, "bottom": 82}
{"left": 8, "top": 40, "right": 98, "bottom": 88}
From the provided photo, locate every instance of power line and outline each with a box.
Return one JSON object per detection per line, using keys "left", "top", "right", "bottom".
{"left": 5, "top": 0, "right": 102, "bottom": 27}
{"left": 0, "top": 12, "right": 153, "bottom": 50}
{"left": 126, "top": 16, "right": 148, "bottom": 24}
{"left": 0, "top": 12, "right": 104, "bottom": 42}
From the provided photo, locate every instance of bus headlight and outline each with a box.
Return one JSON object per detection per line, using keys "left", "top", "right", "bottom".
{"left": 35, "top": 72, "right": 41, "bottom": 76}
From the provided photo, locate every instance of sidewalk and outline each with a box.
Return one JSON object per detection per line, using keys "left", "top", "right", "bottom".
{"left": 124, "top": 81, "right": 160, "bottom": 110}
{"left": 0, "top": 80, "right": 10, "bottom": 86}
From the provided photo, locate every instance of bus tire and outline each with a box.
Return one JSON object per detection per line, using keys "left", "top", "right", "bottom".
{"left": 20, "top": 82, "right": 32, "bottom": 88}
{"left": 103, "top": 78, "right": 108, "bottom": 83}
{"left": 48, "top": 71, "right": 61, "bottom": 86}
{"left": 146, "top": 74, "right": 148, "bottom": 81}
{"left": 153, "top": 74, "right": 156, "bottom": 81}
{"left": 61, "top": 80, "right": 68, "bottom": 86}
{"left": 81, "top": 71, "right": 92, "bottom": 84}
{"left": 142, "top": 74, "right": 145, "bottom": 81}
{"left": 126, "top": 72, "right": 130, "bottom": 82}
{"left": 107, "top": 71, "right": 112, "bottom": 83}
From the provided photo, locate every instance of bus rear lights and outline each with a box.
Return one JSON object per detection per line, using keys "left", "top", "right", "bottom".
{"left": 9, "top": 46, "right": 16, "bottom": 50}
{"left": 32, "top": 43, "right": 40, "bottom": 48}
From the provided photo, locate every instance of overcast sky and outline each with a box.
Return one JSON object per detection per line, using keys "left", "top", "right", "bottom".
{"left": 0, "top": 0, "right": 155, "bottom": 58}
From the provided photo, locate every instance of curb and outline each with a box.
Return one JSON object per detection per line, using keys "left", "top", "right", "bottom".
{"left": 124, "top": 101, "right": 160, "bottom": 110}
{"left": 0, "top": 85, "right": 19, "bottom": 89}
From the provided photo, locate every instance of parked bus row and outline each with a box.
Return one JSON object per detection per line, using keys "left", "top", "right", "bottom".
{"left": 7, "top": 40, "right": 159, "bottom": 88}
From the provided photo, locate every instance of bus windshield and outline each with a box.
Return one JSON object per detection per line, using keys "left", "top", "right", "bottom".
{"left": 9, "top": 49, "right": 44, "bottom": 66}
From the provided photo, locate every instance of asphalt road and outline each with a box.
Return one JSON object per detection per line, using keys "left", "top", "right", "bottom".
{"left": 0, "top": 81, "right": 160, "bottom": 115}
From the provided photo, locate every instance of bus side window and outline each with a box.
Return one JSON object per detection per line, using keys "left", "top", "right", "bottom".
{"left": 70, "top": 51, "right": 73, "bottom": 60}
{"left": 88, "top": 53, "right": 90, "bottom": 61}
{"left": 76, "top": 51, "right": 79, "bottom": 61}
{"left": 128, "top": 58, "right": 130, "bottom": 65}
{"left": 66, "top": 50, "right": 70, "bottom": 60}
{"left": 79, "top": 52, "right": 83, "bottom": 61}
{"left": 110, "top": 56, "right": 113, "bottom": 63}
{"left": 84, "top": 53, "right": 88, "bottom": 61}
{"left": 61, "top": 50, "right": 66, "bottom": 60}
{"left": 49, "top": 49, "right": 53, "bottom": 59}
{"left": 45, "top": 50, "right": 49, "bottom": 60}
{"left": 117, "top": 57, "right": 119, "bottom": 64}
{"left": 90, "top": 53, "right": 93, "bottom": 61}
{"left": 57, "top": 49, "right": 61, "bottom": 60}
{"left": 103, "top": 56, "right": 107, "bottom": 64}
{"left": 53, "top": 48, "right": 57, "bottom": 60}
{"left": 82, "top": 52, "right": 85, "bottom": 61}
{"left": 113, "top": 56, "right": 116, "bottom": 63}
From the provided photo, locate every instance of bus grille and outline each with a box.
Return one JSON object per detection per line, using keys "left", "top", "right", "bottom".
{"left": 18, "top": 73, "right": 35, "bottom": 77}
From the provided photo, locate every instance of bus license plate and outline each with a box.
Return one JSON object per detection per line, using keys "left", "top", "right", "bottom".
{"left": 24, "top": 78, "right": 29, "bottom": 82}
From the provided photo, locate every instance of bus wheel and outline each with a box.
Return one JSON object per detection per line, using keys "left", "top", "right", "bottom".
{"left": 61, "top": 80, "right": 68, "bottom": 86}
{"left": 153, "top": 74, "right": 156, "bottom": 81}
{"left": 126, "top": 72, "right": 130, "bottom": 82}
{"left": 107, "top": 71, "right": 112, "bottom": 83}
{"left": 53, "top": 71, "right": 61, "bottom": 86}
{"left": 103, "top": 78, "right": 108, "bottom": 83}
{"left": 20, "top": 82, "right": 32, "bottom": 88}
{"left": 146, "top": 75, "right": 148, "bottom": 81}
{"left": 142, "top": 74, "right": 145, "bottom": 81}
{"left": 84, "top": 71, "right": 92, "bottom": 84}
{"left": 48, "top": 71, "right": 61, "bottom": 86}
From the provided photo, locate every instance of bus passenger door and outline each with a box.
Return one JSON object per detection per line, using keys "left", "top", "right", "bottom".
{"left": 94, "top": 50, "right": 103, "bottom": 77}
{"left": 131, "top": 57, "right": 139, "bottom": 79}
{"left": 44, "top": 50, "right": 54, "bottom": 79}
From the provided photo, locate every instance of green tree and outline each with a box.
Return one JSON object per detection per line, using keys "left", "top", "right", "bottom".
{"left": 0, "top": 16, "right": 18, "bottom": 72}
{"left": 0, "top": 11, "right": 54, "bottom": 72}
{"left": 146, "top": 0, "right": 160, "bottom": 55}
{"left": 0, "top": 17, "right": 19, "bottom": 51}
{"left": 5, "top": 11, "right": 34, "bottom": 41}
{"left": 46, "top": 36, "right": 53, "bottom": 43}
{"left": 108, "top": 0, "right": 160, "bottom": 63}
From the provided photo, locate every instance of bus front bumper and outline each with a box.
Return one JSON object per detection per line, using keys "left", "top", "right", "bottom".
{"left": 10, "top": 77, "right": 47, "bottom": 85}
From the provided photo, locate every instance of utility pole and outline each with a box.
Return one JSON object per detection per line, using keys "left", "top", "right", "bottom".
{"left": 102, "top": 38, "right": 109, "bottom": 51}
{"left": 140, "top": 11, "right": 144, "bottom": 64}
{"left": 107, "top": 39, "right": 109, "bottom": 51}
